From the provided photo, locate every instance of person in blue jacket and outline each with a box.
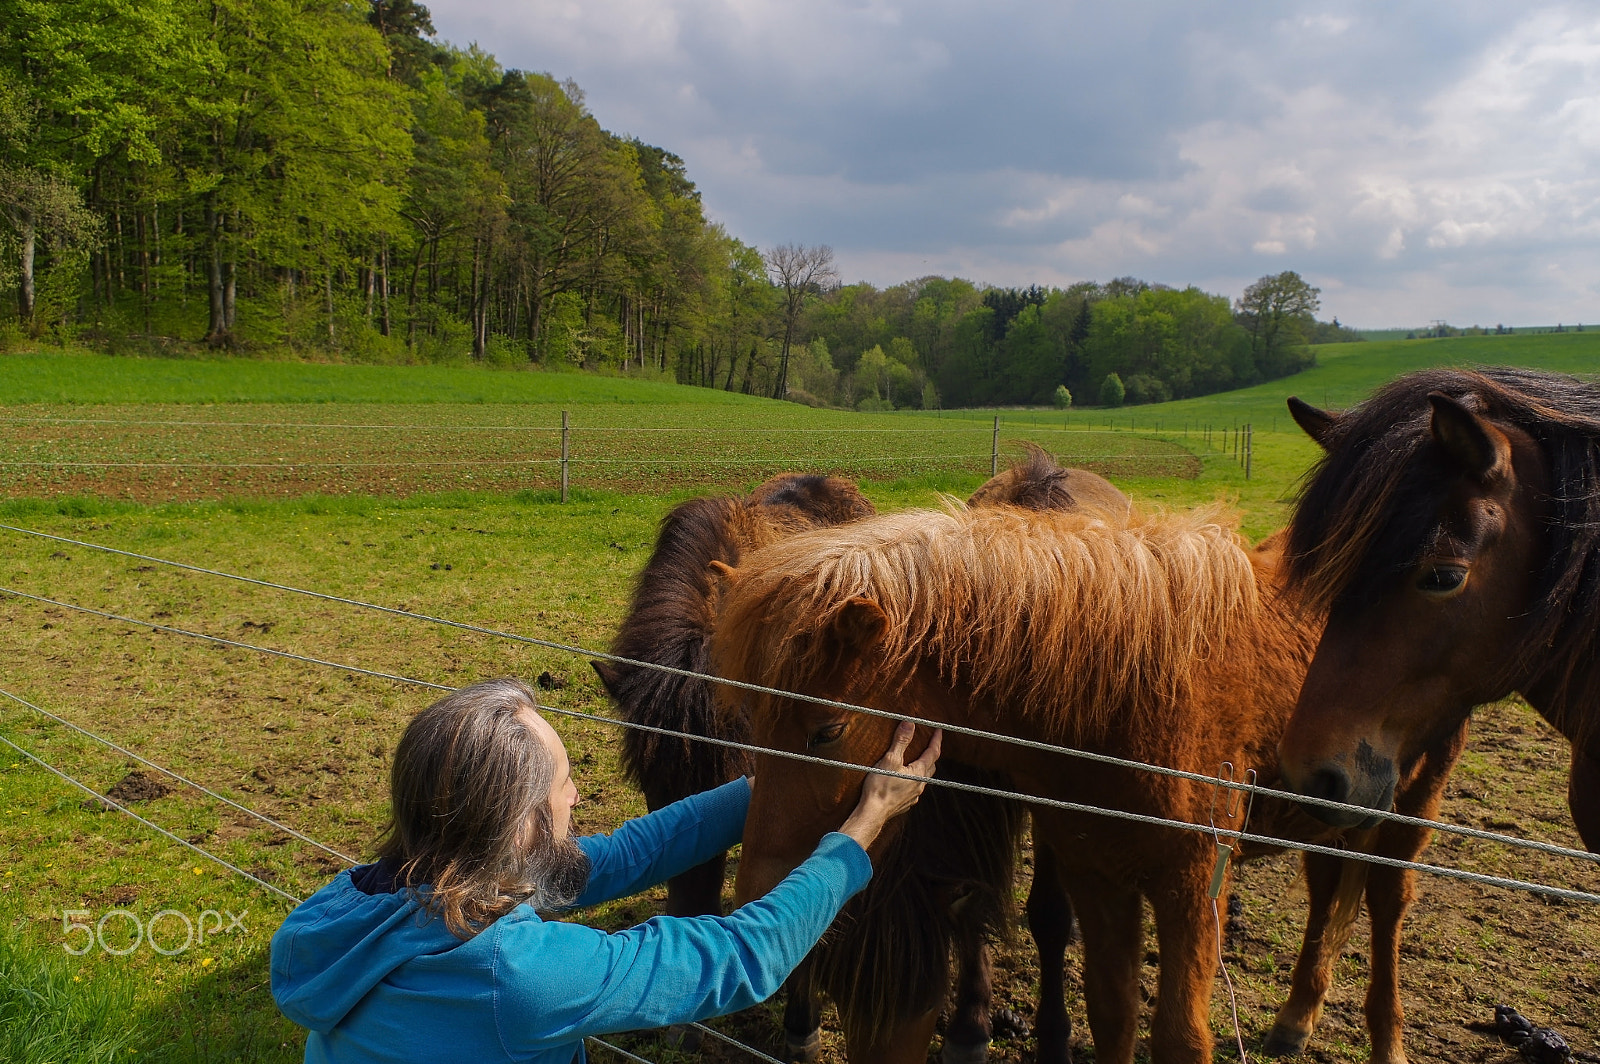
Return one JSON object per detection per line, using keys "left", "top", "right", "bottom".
{"left": 271, "top": 676, "right": 941, "bottom": 1064}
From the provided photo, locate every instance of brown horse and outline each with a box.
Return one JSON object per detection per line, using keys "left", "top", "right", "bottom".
{"left": 712, "top": 502, "right": 1465, "bottom": 1064}
{"left": 595, "top": 460, "right": 1103, "bottom": 1063}
{"left": 595, "top": 472, "right": 877, "bottom": 918}
{"left": 1279, "top": 367, "right": 1600, "bottom": 852}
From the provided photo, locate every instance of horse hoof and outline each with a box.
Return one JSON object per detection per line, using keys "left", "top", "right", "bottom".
{"left": 941, "top": 1040, "right": 991, "bottom": 1064}
{"left": 1262, "top": 1025, "right": 1311, "bottom": 1057}
{"left": 784, "top": 1031, "right": 822, "bottom": 1064}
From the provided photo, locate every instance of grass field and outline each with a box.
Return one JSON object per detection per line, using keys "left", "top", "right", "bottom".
{"left": 1, "top": 340, "right": 1597, "bottom": 1063}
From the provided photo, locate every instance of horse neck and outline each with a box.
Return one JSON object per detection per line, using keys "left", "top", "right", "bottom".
{"left": 1521, "top": 669, "right": 1600, "bottom": 759}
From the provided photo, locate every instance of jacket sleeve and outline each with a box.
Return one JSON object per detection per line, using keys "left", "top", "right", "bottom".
{"left": 570, "top": 778, "right": 751, "bottom": 909}
{"left": 493, "top": 832, "right": 870, "bottom": 1055}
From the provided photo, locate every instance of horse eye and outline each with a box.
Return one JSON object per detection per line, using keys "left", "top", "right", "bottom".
{"left": 809, "top": 722, "right": 846, "bottom": 748}
{"left": 1417, "top": 565, "right": 1469, "bottom": 596}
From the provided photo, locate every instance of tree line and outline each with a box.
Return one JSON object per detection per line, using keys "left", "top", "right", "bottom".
{"left": 0, "top": 0, "right": 1355, "bottom": 408}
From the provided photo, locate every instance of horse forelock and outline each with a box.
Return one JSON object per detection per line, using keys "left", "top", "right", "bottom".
{"left": 1286, "top": 366, "right": 1600, "bottom": 739}
{"left": 713, "top": 503, "right": 1258, "bottom": 740}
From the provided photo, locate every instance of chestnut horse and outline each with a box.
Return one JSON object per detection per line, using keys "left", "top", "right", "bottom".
{"left": 1279, "top": 367, "right": 1600, "bottom": 852}
{"left": 712, "top": 502, "right": 1465, "bottom": 1064}
{"left": 595, "top": 459, "right": 1107, "bottom": 1063}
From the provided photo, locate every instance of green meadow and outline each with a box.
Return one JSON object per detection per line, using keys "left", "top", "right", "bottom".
{"left": 1, "top": 336, "right": 1596, "bottom": 1062}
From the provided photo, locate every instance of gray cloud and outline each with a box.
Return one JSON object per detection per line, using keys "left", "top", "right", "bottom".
{"left": 428, "top": 0, "right": 1600, "bottom": 325}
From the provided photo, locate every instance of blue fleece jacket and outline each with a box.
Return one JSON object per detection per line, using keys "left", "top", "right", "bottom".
{"left": 270, "top": 779, "right": 871, "bottom": 1064}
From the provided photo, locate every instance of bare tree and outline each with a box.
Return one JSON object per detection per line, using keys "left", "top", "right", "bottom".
{"left": 764, "top": 243, "right": 836, "bottom": 399}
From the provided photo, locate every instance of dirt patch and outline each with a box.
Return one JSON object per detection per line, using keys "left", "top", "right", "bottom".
{"left": 81, "top": 769, "right": 173, "bottom": 810}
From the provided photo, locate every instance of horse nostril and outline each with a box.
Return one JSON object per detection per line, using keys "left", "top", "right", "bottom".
{"left": 1305, "top": 767, "right": 1351, "bottom": 806}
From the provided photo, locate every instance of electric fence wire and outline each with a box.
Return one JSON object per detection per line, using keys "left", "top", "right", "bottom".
{"left": 0, "top": 685, "right": 356, "bottom": 865}
{"left": 5, "top": 521, "right": 1597, "bottom": 871}
{"left": 0, "top": 414, "right": 1127, "bottom": 436}
{"left": 0, "top": 729, "right": 301, "bottom": 905}
{"left": 0, "top": 453, "right": 1168, "bottom": 469}
{"left": 3, "top": 586, "right": 1598, "bottom": 905}
{"left": 0, "top": 710, "right": 778, "bottom": 1064}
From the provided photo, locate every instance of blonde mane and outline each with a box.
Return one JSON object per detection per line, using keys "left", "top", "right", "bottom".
{"left": 713, "top": 501, "right": 1259, "bottom": 738}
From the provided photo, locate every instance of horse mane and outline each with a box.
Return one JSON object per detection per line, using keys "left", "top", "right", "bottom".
{"left": 714, "top": 502, "right": 1257, "bottom": 738}
{"left": 601, "top": 475, "right": 874, "bottom": 804}
{"left": 1286, "top": 366, "right": 1600, "bottom": 734}
{"left": 967, "top": 443, "right": 1076, "bottom": 510}
{"left": 809, "top": 763, "right": 1026, "bottom": 1042}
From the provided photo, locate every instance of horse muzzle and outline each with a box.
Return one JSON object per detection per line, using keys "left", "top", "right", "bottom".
{"left": 1288, "top": 752, "right": 1398, "bottom": 829}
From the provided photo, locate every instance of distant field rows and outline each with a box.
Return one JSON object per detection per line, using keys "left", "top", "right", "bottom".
{"left": 0, "top": 404, "right": 1200, "bottom": 500}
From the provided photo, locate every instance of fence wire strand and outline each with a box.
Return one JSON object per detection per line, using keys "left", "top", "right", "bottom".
{"left": 3, "top": 586, "right": 1597, "bottom": 904}
{"left": 0, "top": 713, "right": 782, "bottom": 1064}
{"left": 0, "top": 730, "right": 301, "bottom": 905}
{"left": 4, "top": 522, "right": 1597, "bottom": 871}
{"left": 0, "top": 685, "right": 356, "bottom": 865}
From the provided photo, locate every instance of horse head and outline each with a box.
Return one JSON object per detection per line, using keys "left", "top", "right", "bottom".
{"left": 1278, "top": 381, "right": 1552, "bottom": 827}
{"left": 722, "top": 593, "right": 943, "bottom": 905}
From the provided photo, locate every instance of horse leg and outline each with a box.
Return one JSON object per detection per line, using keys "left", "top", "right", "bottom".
{"left": 1065, "top": 877, "right": 1143, "bottom": 1064}
{"left": 1145, "top": 860, "right": 1227, "bottom": 1064}
{"left": 1262, "top": 852, "right": 1367, "bottom": 1057}
{"left": 1027, "top": 843, "right": 1075, "bottom": 1064}
{"left": 941, "top": 912, "right": 994, "bottom": 1064}
{"left": 1361, "top": 722, "right": 1464, "bottom": 1064}
{"left": 665, "top": 851, "right": 727, "bottom": 917}
{"left": 1570, "top": 745, "right": 1600, "bottom": 853}
{"left": 782, "top": 957, "right": 825, "bottom": 1064}
{"left": 1362, "top": 858, "right": 1416, "bottom": 1064}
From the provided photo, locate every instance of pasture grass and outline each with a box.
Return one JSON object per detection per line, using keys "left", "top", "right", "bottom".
{"left": 0, "top": 351, "right": 769, "bottom": 406}
{"left": 3, "top": 333, "right": 1600, "bottom": 1061}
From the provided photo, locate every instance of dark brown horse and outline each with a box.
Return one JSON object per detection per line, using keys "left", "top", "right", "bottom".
{"left": 596, "top": 460, "right": 1103, "bottom": 1064}
{"left": 1279, "top": 367, "right": 1600, "bottom": 852}
{"left": 712, "top": 502, "right": 1464, "bottom": 1064}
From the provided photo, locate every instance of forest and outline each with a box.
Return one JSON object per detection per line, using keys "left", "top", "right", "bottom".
{"left": 0, "top": 0, "right": 1356, "bottom": 408}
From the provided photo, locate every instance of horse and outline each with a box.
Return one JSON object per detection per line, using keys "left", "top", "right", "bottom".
{"left": 1278, "top": 367, "right": 1600, "bottom": 853}
{"left": 594, "top": 472, "right": 878, "bottom": 918}
{"left": 594, "top": 459, "right": 1106, "bottom": 1064}
{"left": 711, "top": 501, "right": 1466, "bottom": 1064}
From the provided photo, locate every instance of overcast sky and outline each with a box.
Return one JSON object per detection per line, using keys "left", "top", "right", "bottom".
{"left": 427, "top": 1, "right": 1599, "bottom": 327}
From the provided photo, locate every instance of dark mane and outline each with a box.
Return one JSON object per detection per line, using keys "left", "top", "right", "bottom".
{"left": 1286, "top": 366, "right": 1600, "bottom": 729}
{"left": 808, "top": 764, "right": 1025, "bottom": 1042}
{"left": 966, "top": 443, "right": 1131, "bottom": 517}
{"left": 600, "top": 475, "right": 875, "bottom": 806}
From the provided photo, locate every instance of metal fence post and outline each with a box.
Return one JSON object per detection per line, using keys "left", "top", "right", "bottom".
{"left": 991, "top": 416, "right": 1000, "bottom": 476}
{"left": 1245, "top": 424, "right": 1253, "bottom": 480}
{"left": 560, "top": 410, "right": 570, "bottom": 503}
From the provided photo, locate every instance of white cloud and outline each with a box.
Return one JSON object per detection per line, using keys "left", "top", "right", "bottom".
{"left": 427, "top": 0, "right": 1600, "bottom": 325}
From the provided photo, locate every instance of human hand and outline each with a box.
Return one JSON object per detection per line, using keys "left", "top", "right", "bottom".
{"left": 837, "top": 721, "right": 942, "bottom": 851}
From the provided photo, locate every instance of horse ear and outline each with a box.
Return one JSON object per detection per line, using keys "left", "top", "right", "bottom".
{"left": 707, "top": 559, "right": 739, "bottom": 591}
{"left": 1428, "top": 392, "right": 1504, "bottom": 479}
{"left": 591, "top": 660, "right": 622, "bottom": 698}
{"left": 834, "top": 598, "right": 890, "bottom": 653}
{"left": 1287, "top": 397, "right": 1339, "bottom": 450}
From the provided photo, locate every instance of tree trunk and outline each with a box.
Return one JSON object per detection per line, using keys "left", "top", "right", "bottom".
{"left": 379, "top": 244, "right": 391, "bottom": 337}
{"left": 204, "top": 200, "right": 228, "bottom": 345}
{"left": 15, "top": 208, "right": 35, "bottom": 324}
{"left": 741, "top": 341, "right": 758, "bottom": 395}
{"left": 773, "top": 322, "right": 795, "bottom": 399}
{"left": 469, "top": 236, "right": 484, "bottom": 360}
{"left": 223, "top": 259, "right": 236, "bottom": 331}
{"left": 326, "top": 267, "right": 336, "bottom": 345}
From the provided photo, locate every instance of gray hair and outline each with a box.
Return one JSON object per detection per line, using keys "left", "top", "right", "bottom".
{"left": 376, "top": 677, "right": 589, "bottom": 937}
